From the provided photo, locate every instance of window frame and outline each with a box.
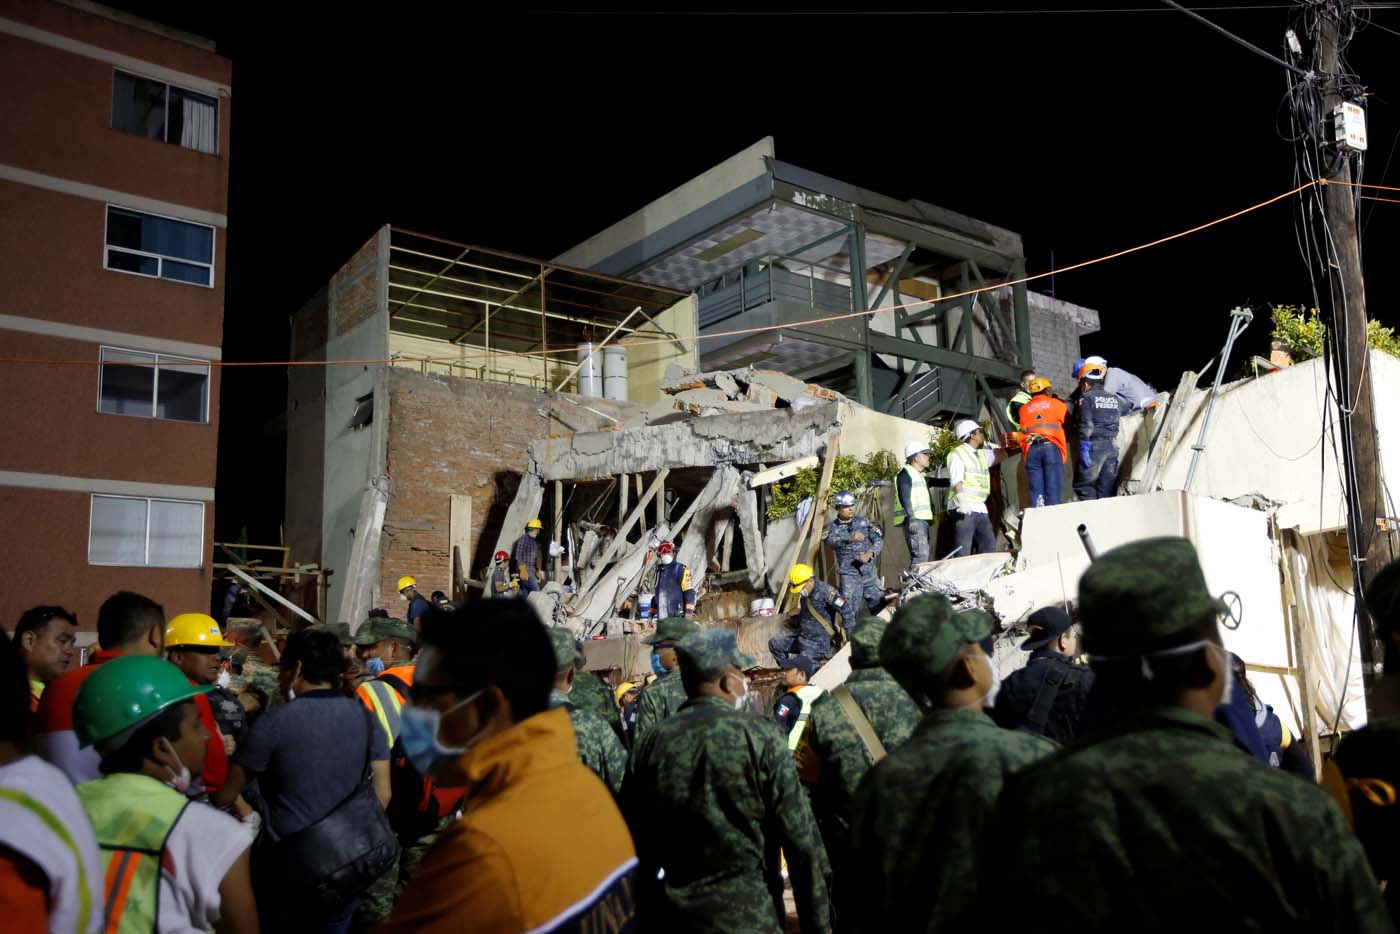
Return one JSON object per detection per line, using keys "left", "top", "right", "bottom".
{"left": 96, "top": 346, "right": 211, "bottom": 424}
{"left": 110, "top": 68, "right": 220, "bottom": 155}
{"left": 103, "top": 204, "right": 216, "bottom": 289}
{"left": 87, "top": 494, "right": 206, "bottom": 569}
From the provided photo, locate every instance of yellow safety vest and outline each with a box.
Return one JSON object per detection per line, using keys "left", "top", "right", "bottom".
{"left": 787, "top": 685, "right": 826, "bottom": 753}
{"left": 948, "top": 444, "right": 991, "bottom": 512}
{"left": 1006, "top": 389, "right": 1032, "bottom": 425}
{"left": 892, "top": 464, "right": 934, "bottom": 526}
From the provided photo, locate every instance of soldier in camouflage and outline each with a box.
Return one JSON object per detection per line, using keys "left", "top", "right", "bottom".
{"left": 566, "top": 639, "right": 619, "bottom": 727}
{"left": 546, "top": 628, "right": 627, "bottom": 794}
{"left": 850, "top": 594, "right": 1054, "bottom": 933}
{"left": 631, "top": 616, "right": 700, "bottom": 749}
{"left": 624, "top": 629, "right": 831, "bottom": 934}
{"left": 822, "top": 491, "right": 885, "bottom": 623}
{"left": 985, "top": 537, "right": 1393, "bottom": 932}
{"left": 801, "top": 614, "right": 919, "bottom": 930}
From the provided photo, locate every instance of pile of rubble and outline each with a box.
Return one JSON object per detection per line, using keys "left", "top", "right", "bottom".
{"left": 625, "top": 365, "right": 845, "bottom": 425}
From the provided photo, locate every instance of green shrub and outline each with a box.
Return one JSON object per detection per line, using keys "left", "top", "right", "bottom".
{"left": 1271, "top": 304, "right": 1400, "bottom": 362}
{"left": 767, "top": 450, "right": 901, "bottom": 520}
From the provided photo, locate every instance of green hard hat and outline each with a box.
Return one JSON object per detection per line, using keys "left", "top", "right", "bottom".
{"left": 73, "top": 656, "right": 212, "bottom": 749}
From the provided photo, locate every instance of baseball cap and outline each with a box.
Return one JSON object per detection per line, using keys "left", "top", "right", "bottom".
{"left": 1021, "top": 607, "right": 1073, "bottom": 652}
{"left": 777, "top": 654, "right": 817, "bottom": 679}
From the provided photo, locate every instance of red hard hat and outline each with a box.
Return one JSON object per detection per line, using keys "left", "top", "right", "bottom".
{"left": 657, "top": 541, "right": 675, "bottom": 555}
{"left": 494, "top": 550, "right": 509, "bottom": 562}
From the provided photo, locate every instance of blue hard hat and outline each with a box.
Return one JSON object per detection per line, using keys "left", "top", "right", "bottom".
{"left": 1071, "top": 357, "right": 1086, "bottom": 381}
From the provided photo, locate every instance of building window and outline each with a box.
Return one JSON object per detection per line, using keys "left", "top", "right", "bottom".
{"left": 89, "top": 495, "right": 204, "bottom": 568}
{"left": 112, "top": 70, "right": 218, "bottom": 154}
{"left": 104, "top": 207, "right": 215, "bottom": 287}
{"left": 98, "top": 348, "right": 210, "bottom": 423}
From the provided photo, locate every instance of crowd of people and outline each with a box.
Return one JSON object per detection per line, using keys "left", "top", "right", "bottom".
{"left": 4, "top": 534, "right": 1399, "bottom": 933}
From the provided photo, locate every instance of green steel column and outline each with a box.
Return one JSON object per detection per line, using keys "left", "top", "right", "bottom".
{"left": 850, "top": 227, "right": 874, "bottom": 406}
{"left": 1012, "top": 258, "right": 1032, "bottom": 368}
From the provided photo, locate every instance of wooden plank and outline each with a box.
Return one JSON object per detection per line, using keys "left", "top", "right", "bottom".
{"left": 619, "top": 473, "right": 629, "bottom": 526}
{"left": 748, "top": 455, "right": 819, "bottom": 489}
{"left": 449, "top": 494, "right": 472, "bottom": 592}
{"left": 578, "top": 469, "right": 671, "bottom": 598}
{"left": 778, "top": 436, "right": 838, "bottom": 613}
{"left": 227, "top": 564, "right": 318, "bottom": 626}
{"left": 553, "top": 481, "right": 565, "bottom": 584}
{"left": 1280, "top": 528, "right": 1322, "bottom": 778}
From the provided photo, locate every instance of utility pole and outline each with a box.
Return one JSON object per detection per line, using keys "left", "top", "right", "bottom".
{"left": 1315, "top": 0, "right": 1390, "bottom": 696}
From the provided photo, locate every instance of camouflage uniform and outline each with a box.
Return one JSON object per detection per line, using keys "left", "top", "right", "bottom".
{"left": 546, "top": 629, "right": 627, "bottom": 795}
{"left": 624, "top": 630, "right": 831, "bottom": 934}
{"left": 632, "top": 617, "right": 700, "bottom": 749}
{"left": 802, "top": 617, "right": 919, "bottom": 930}
{"left": 850, "top": 596, "right": 1054, "bottom": 932}
{"left": 823, "top": 514, "right": 885, "bottom": 621}
{"left": 984, "top": 538, "right": 1393, "bottom": 933}
{"left": 569, "top": 665, "right": 619, "bottom": 725}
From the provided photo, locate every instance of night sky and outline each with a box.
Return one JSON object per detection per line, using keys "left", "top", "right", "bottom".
{"left": 110, "top": 3, "right": 1400, "bottom": 544}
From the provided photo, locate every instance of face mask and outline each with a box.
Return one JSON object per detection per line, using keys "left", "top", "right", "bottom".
{"left": 366, "top": 656, "right": 386, "bottom": 676}
{"left": 660, "top": 554, "right": 674, "bottom": 565}
{"left": 398, "top": 592, "right": 408, "bottom": 603}
{"left": 216, "top": 669, "right": 231, "bottom": 689}
{"left": 1210, "top": 644, "right": 1235, "bottom": 708}
{"left": 978, "top": 654, "right": 1002, "bottom": 709}
{"left": 158, "top": 739, "right": 192, "bottom": 794}
{"left": 286, "top": 685, "right": 296, "bottom": 701}
{"left": 400, "top": 690, "right": 484, "bottom": 777}
{"left": 650, "top": 652, "right": 668, "bottom": 678}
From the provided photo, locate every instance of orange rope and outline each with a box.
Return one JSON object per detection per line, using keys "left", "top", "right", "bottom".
{"left": 1360, "top": 194, "right": 1400, "bottom": 204}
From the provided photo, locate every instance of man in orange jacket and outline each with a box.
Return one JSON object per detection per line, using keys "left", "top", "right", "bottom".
{"left": 1018, "top": 377, "right": 1068, "bottom": 508}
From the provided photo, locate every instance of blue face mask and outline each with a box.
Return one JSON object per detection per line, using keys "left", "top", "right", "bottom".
{"left": 651, "top": 652, "right": 668, "bottom": 678}
{"left": 365, "top": 656, "right": 386, "bottom": 676}
{"left": 399, "top": 690, "right": 483, "bottom": 778}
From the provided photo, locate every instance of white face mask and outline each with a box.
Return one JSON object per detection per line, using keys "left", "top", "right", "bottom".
{"left": 398, "top": 592, "right": 409, "bottom": 603}
{"left": 978, "top": 653, "right": 1002, "bottom": 709}
{"left": 157, "top": 739, "right": 192, "bottom": 794}
{"left": 730, "top": 675, "right": 751, "bottom": 712}
{"left": 216, "top": 669, "right": 231, "bottom": 689}
{"left": 660, "top": 554, "right": 674, "bottom": 565}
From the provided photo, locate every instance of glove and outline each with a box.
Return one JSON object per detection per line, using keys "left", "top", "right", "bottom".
{"left": 1079, "top": 440, "right": 1093, "bottom": 470}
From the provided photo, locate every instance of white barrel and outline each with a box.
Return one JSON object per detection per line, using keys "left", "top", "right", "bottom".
{"left": 603, "top": 345, "right": 628, "bottom": 401}
{"left": 576, "top": 343, "right": 601, "bottom": 397}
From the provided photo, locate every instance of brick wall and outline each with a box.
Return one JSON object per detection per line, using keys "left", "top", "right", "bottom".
{"left": 376, "top": 369, "right": 631, "bottom": 608}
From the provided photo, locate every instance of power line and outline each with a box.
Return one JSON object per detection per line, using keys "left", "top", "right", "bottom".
{"left": 1159, "top": 0, "right": 1313, "bottom": 76}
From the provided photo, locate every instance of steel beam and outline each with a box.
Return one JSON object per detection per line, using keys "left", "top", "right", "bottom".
{"left": 867, "top": 332, "right": 1019, "bottom": 381}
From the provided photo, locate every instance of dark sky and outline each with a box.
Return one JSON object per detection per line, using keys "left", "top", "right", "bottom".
{"left": 111, "top": 3, "right": 1400, "bottom": 542}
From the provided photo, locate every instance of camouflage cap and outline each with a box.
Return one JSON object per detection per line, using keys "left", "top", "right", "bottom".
{"left": 880, "top": 594, "right": 993, "bottom": 684}
{"left": 1078, "top": 537, "right": 1227, "bottom": 656}
{"left": 642, "top": 616, "right": 701, "bottom": 646}
{"left": 319, "top": 622, "right": 355, "bottom": 647}
{"left": 848, "top": 615, "right": 890, "bottom": 669}
{"left": 353, "top": 616, "right": 417, "bottom": 647}
{"left": 675, "top": 629, "right": 755, "bottom": 682}
{"left": 547, "top": 627, "right": 579, "bottom": 671}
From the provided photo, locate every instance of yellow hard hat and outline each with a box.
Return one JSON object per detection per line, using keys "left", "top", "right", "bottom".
{"left": 165, "top": 613, "right": 232, "bottom": 649}
{"left": 526, "top": 518, "right": 543, "bottom": 530}
{"left": 397, "top": 576, "right": 417, "bottom": 592}
{"left": 1028, "top": 376, "right": 1052, "bottom": 394}
{"left": 789, "top": 563, "right": 815, "bottom": 592}
{"left": 614, "top": 681, "right": 637, "bottom": 704}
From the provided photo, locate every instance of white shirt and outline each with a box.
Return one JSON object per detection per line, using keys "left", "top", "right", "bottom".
{"left": 0, "top": 756, "right": 104, "bottom": 934}
{"left": 157, "top": 800, "right": 250, "bottom": 933}
{"left": 945, "top": 444, "right": 996, "bottom": 514}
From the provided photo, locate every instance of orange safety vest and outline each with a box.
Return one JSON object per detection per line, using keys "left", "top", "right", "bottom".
{"left": 1019, "top": 395, "right": 1068, "bottom": 462}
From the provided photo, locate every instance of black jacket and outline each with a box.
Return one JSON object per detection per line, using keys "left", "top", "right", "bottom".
{"left": 993, "top": 650, "right": 1095, "bottom": 746}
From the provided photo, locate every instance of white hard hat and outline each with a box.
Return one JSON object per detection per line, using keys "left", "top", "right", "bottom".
{"left": 954, "top": 419, "right": 980, "bottom": 441}
{"left": 1085, "top": 355, "right": 1107, "bottom": 368}
{"left": 904, "top": 439, "right": 932, "bottom": 460}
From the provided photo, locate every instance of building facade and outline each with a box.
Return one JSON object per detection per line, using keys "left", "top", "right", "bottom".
{"left": 0, "top": 0, "right": 231, "bottom": 632}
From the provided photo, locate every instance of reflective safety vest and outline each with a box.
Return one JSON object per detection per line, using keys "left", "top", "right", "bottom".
{"left": 948, "top": 445, "right": 992, "bottom": 512}
{"left": 1006, "top": 390, "right": 1032, "bottom": 425}
{"left": 892, "top": 464, "right": 934, "bottom": 526}
{"left": 1018, "top": 394, "right": 1068, "bottom": 462}
{"left": 786, "top": 684, "right": 826, "bottom": 753}
{"left": 357, "top": 663, "right": 417, "bottom": 748}
{"left": 0, "top": 785, "right": 96, "bottom": 934}
{"left": 75, "top": 773, "right": 189, "bottom": 934}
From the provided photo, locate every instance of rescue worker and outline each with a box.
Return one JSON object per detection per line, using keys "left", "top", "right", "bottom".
{"left": 624, "top": 629, "right": 832, "bottom": 933}
{"left": 650, "top": 540, "right": 697, "bottom": 619}
{"left": 823, "top": 491, "right": 884, "bottom": 620}
{"left": 1018, "top": 376, "right": 1069, "bottom": 508}
{"left": 632, "top": 616, "right": 701, "bottom": 748}
{"left": 488, "top": 550, "right": 518, "bottom": 598}
{"left": 773, "top": 654, "right": 823, "bottom": 745}
{"left": 617, "top": 681, "right": 641, "bottom": 747}
{"left": 769, "top": 564, "right": 846, "bottom": 667}
{"left": 397, "top": 576, "right": 433, "bottom": 630}
{"left": 1079, "top": 354, "right": 1159, "bottom": 415}
{"left": 1006, "top": 369, "right": 1037, "bottom": 424}
{"left": 14, "top": 605, "right": 77, "bottom": 711}
{"left": 513, "top": 518, "right": 545, "bottom": 594}
{"left": 894, "top": 440, "right": 936, "bottom": 569}
{"left": 801, "top": 616, "right": 919, "bottom": 931}
{"left": 70, "top": 656, "right": 258, "bottom": 934}
{"left": 1074, "top": 365, "right": 1122, "bottom": 501}
{"left": 1231, "top": 651, "right": 1312, "bottom": 776}
{"left": 850, "top": 595, "right": 1054, "bottom": 932}
{"left": 992, "top": 606, "right": 1095, "bottom": 745}
{"left": 355, "top": 615, "right": 416, "bottom": 684}
{"left": 985, "top": 537, "right": 1392, "bottom": 931}
{"left": 163, "top": 613, "right": 233, "bottom": 798}
{"left": 546, "top": 628, "right": 626, "bottom": 794}
{"left": 946, "top": 419, "right": 1007, "bottom": 556}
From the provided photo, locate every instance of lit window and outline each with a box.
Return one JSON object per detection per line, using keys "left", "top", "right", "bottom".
{"left": 112, "top": 70, "right": 218, "bottom": 154}
{"left": 98, "top": 347, "right": 209, "bottom": 423}
{"left": 89, "top": 495, "right": 204, "bottom": 568}
{"left": 105, "top": 207, "right": 215, "bottom": 288}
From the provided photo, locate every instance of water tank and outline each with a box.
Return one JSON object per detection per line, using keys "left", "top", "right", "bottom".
{"left": 603, "top": 345, "right": 628, "bottom": 401}
{"left": 576, "top": 343, "right": 601, "bottom": 398}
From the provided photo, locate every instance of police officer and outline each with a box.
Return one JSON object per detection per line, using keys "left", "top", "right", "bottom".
{"left": 984, "top": 537, "right": 1392, "bottom": 931}
{"left": 1074, "top": 365, "right": 1121, "bottom": 501}
{"left": 894, "top": 440, "right": 936, "bottom": 569}
{"left": 992, "top": 606, "right": 1095, "bottom": 745}
{"left": 769, "top": 564, "right": 846, "bottom": 667}
{"left": 632, "top": 616, "right": 701, "bottom": 748}
{"left": 488, "top": 551, "right": 518, "bottom": 598}
{"left": 623, "top": 629, "right": 832, "bottom": 933}
{"left": 823, "top": 491, "right": 885, "bottom": 619}
{"left": 547, "top": 629, "right": 626, "bottom": 794}
{"left": 650, "top": 541, "right": 697, "bottom": 620}
{"left": 773, "top": 655, "right": 823, "bottom": 747}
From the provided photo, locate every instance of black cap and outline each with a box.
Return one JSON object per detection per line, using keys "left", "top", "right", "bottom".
{"left": 777, "top": 654, "right": 817, "bottom": 678}
{"left": 1021, "top": 606, "right": 1072, "bottom": 651}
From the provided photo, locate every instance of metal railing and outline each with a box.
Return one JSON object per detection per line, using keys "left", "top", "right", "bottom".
{"left": 698, "top": 265, "right": 852, "bottom": 329}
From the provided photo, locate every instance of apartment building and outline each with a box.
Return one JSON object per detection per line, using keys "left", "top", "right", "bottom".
{"left": 0, "top": 0, "right": 231, "bottom": 631}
